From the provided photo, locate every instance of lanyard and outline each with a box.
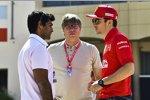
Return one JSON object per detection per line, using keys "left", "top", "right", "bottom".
{"left": 64, "top": 42, "right": 81, "bottom": 69}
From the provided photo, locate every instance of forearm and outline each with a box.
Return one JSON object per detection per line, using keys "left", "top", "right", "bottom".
{"left": 103, "top": 62, "right": 134, "bottom": 85}
{"left": 93, "top": 68, "right": 102, "bottom": 80}
{"left": 37, "top": 80, "right": 53, "bottom": 100}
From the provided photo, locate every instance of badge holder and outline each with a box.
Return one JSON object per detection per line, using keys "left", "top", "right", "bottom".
{"left": 66, "top": 66, "right": 72, "bottom": 76}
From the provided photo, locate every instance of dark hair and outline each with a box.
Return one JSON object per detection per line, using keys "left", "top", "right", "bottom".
{"left": 27, "top": 10, "right": 55, "bottom": 34}
{"left": 104, "top": 18, "right": 117, "bottom": 27}
{"left": 61, "top": 13, "right": 81, "bottom": 29}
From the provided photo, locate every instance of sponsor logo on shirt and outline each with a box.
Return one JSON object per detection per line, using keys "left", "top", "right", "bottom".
{"left": 117, "top": 41, "right": 127, "bottom": 45}
{"left": 117, "top": 41, "right": 129, "bottom": 50}
{"left": 102, "top": 59, "right": 108, "bottom": 68}
{"left": 103, "top": 44, "right": 111, "bottom": 54}
{"left": 118, "top": 45, "right": 129, "bottom": 49}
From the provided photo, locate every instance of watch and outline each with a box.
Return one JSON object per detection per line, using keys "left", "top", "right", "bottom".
{"left": 98, "top": 79, "right": 105, "bottom": 87}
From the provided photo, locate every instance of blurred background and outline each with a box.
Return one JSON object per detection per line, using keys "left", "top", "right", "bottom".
{"left": 0, "top": 0, "right": 150, "bottom": 100}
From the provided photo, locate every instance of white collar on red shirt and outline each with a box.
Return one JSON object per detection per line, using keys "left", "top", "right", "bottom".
{"left": 29, "top": 34, "right": 48, "bottom": 47}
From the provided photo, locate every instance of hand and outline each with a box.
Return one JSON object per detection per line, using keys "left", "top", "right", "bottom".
{"left": 54, "top": 97, "right": 58, "bottom": 100}
{"left": 88, "top": 80, "right": 102, "bottom": 93}
{"left": 88, "top": 80, "right": 94, "bottom": 91}
{"left": 53, "top": 97, "right": 58, "bottom": 100}
{"left": 54, "top": 96, "right": 62, "bottom": 100}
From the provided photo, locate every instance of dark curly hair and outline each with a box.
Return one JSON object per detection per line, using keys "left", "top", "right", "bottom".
{"left": 27, "top": 10, "right": 55, "bottom": 34}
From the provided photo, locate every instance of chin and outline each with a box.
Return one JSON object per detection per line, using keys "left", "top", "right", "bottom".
{"left": 97, "top": 32, "right": 101, "bottom": 34}
{"left": 69, "top": 35, "right": 76, "bottom": 38}
{"left": 95, "top": 31, "right": 99, "bottom": 34}
{"left": 45, "top": 37, "right": 50, "bottom": 40}
{"left": 95, "top": 31, "right": 101, "bottom": 34}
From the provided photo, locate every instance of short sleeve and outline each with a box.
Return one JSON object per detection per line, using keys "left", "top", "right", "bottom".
{"left": 115, "top": 35, "right": 134, "bottom": 65}
{"left": 31, "top": 45, "right": 49, "bottom": 70}
{"left": 91, "top": 45, "right": 102, "bottom": 69}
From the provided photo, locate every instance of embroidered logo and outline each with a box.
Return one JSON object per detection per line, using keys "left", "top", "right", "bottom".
{"left": 117, "top": 41, "right": 129, "bottom": 50}
{"left": 105, "top": 13, "right": 114, "bottom": 17}
{"left": 102, "top": 59, "right": 108, "bottom": 68}
{"left": 104, "top": 44, "right": 111, "bottom": 54}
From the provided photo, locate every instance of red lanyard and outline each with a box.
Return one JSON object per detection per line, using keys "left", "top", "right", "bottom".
{"left": 64, "top": 42, "right": 81, "bottom": 69}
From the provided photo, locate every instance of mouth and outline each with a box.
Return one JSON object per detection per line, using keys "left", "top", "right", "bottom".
{"left": 69, "top": 32, "right": 75, "bottom": 35}
{"left": 93, "top": 28, "right": 100, "bottom": 34}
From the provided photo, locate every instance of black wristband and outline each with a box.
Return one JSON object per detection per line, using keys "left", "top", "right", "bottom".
{"left": 98, "top": 79, "right": 104, "bottom": 87}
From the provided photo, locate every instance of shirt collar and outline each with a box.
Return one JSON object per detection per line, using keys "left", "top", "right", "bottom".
{"left": 104, "top": 27, "right": 119, "bottom": 43}
{"left": 29, "top": 34, "right": 48, "bottom": 46}
{"left": 65, "top": 40, "right": 81, "bottom": 49}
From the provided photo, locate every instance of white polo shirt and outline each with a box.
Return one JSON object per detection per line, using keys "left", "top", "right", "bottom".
{"left": 48, "top": 40, "right": 102, "bottom": 100}
{"left": 18, "top": 34, "right": 54, "bottom": 100}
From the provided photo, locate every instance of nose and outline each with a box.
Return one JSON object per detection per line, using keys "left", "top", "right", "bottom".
{"left": 93, "top": 24, "right": 97, "bottom": 28}
{"left": 93, "top": 23, "right": 97, "bottom": 26}
{"left": 69, "top": 28, "right": 74, "bottom": 31}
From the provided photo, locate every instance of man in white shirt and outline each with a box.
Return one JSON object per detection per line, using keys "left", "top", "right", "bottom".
{"left": 18, "top": 11, "right": 56, "bottom": 100}
{"left": 48, "top": 13, "right": 102, "bottom": 100}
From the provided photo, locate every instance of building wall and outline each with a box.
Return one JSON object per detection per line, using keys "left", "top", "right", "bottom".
{"left": 128, "top": 2, "right": 150, "bottom": 39}
{"left": 140, "top": 42, "right": 150, "bottom": 51}
{"left": 37, "top": 2, "right": 150, "bottom": 100}
{"left": 0, "top": 1, "right": 35, "bottom": 100}
{"left": 0, "top": 1, "right": 150, "bottom": 100}
{"left": 38, "top": 4, "right": 103, "bottom": 42}
{"left": 38, "top": 2, "right": 150, "bottom": 41}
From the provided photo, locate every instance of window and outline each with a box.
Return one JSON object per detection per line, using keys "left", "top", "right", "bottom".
{"left": 0, "top": 69, "right": 8, "bottom": 92}
{"left": 140, "top": 52, "right": 150, "bottom": 75}
{"left": 42, "top": 1, "right": 127, "bottom": 7}
{"left": 0, "top": 6, "right": 7, "bottom": 19}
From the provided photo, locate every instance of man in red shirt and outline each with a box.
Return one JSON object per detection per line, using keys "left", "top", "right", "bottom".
{"left": 86, "top": 5, "right": 135, "bottom": 100}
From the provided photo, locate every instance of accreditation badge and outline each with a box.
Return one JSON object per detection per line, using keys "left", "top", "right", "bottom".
{"left": 66, "top": 66, "right": 72, "bottom": 76}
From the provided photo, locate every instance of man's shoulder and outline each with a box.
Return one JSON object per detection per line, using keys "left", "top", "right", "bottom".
{"left": 25, "top": 39, "right": 46, "bottom": 52}
{"left": 48, "top": 41, "right": 64, "bottom": 50}
{"left": 81, "top": 41, "right": 95, "bottom": 47}
{"left": 113, "top": 32, "right": 129, "bottom": 43}
{"left": 81, "top": 41, "right": 98, "bottom": 51}
{"left": 111, "top": 32, "right": 131, "bottom": 48}
{"left": 115, "top": 32, "right": 128, "bottom": 39}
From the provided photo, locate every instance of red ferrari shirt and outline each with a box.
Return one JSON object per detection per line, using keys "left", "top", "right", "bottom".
{"left": 99, "top": 28, "right": 134, "bottom": 99}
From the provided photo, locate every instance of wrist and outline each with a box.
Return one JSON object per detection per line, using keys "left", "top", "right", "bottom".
{"left": 98, "top": 79, "right": 105, "bottom": 87}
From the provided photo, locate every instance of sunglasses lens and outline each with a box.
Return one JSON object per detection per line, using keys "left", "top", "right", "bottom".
{"left": 92, "top": 18, "right": 100, "bottom": 24}
{"left": 92, "top": 19, "right": 95, "bottom": 23}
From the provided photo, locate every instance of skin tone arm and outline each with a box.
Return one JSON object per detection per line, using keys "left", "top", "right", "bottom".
{"left": 93, "top": 68, "right": 102, "bottom": 80}
{"left": 88, "top": 68, "right": 101, "bottom": 91}
{"left": 89, "top": 62, "right": 134, "bottom": 93}
{"left": 33, "top": 69, "right": 53, "bottom": 100}
{"left": 103, "top": 62, "right": 134, "bottom": 85}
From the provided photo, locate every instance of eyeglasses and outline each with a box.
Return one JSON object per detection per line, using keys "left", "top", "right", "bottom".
{"left": 65, "top": 25, "right": 79, "bottom": 30}
{"left": 92, "top": 18, "right": 104, "bottom": 25}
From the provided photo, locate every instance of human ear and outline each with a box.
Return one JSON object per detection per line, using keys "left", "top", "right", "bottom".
{"left": 107, "top": 20, "right": 113, "bottom": 26}
{"left": 38, "top": 20, "right": 43, "bottom": 29}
